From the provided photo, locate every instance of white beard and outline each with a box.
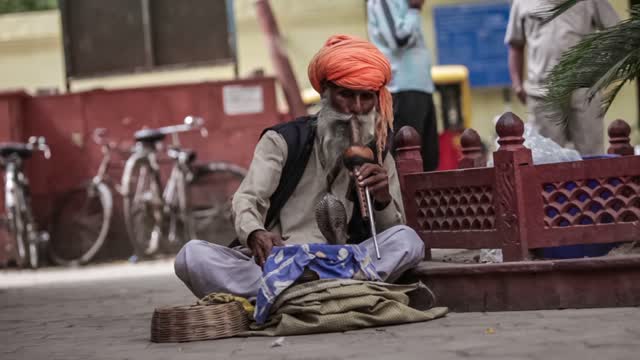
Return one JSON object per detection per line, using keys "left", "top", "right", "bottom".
{"left": 315, "top": 97, "right": 376, "bottom": 170}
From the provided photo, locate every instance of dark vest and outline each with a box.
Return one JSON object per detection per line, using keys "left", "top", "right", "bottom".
{"left": 230, "top": 116, "right": 391, "bottom": 247}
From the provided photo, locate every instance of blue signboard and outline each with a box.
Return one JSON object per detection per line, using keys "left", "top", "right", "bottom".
{"left": 433, "top": 2, "right": 512, "bottom": 88}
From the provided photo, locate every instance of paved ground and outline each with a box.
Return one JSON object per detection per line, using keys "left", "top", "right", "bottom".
{"left": 2, "top": 260, "right": 640, "bottom": 360}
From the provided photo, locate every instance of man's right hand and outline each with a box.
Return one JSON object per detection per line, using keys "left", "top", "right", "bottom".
{"left": 247, "top": 230, "right": 284, "bottom": 268}
{"left": 409, "top": 0, "right": 425, "bottom": 10}
{"left": 514, "top": 85, "right": 527, "bottom": 105}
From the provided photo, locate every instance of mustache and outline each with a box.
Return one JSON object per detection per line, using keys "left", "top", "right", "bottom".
{"left": 317, "top": 96, "right": 375, "bottom": 123}
{"left": 329, "top": 110, "right": 374, "bottom": 125}
{"left": 328, "top": 110, "right": 353, "bottom": 122}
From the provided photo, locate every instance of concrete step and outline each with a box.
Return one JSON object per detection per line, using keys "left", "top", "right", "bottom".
{"left": 401, "top": 254, "right": 640, "bottom": 312}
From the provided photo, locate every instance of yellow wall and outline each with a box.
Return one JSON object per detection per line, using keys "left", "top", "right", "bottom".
{"left": 0, "top": 0, "right": 637, "bottom": 145}
{"left": 0, "top": 11, "right": 65, "bottom": 93}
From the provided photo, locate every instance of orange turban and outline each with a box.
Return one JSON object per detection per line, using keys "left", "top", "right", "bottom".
{"left": 308, "top": 34, "right": 393, "bottom": 163}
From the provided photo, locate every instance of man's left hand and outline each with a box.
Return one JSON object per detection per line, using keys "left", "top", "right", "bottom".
{"left": 355, "top": 163, "right": 391, "bottom": 208}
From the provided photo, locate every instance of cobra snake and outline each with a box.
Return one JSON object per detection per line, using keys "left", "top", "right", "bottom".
{"left": 315, "top": 192, "right": 349, "bottom": 245}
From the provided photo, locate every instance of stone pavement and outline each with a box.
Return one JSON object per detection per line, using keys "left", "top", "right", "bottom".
{"left": 1, "top": 259, "right": 640, "bottom": 360}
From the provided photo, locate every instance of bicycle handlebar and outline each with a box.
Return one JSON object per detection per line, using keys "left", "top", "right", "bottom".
{"left": 152, "top": 116, "right": 209, "bottom": 139}
{"left": 27, "top": 136, "right": 51, "bottom": 159}
{"left": 91, "top": 128, "right": 133, "bottom": 156}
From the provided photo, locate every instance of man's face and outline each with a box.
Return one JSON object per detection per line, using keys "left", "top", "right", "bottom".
{"left": 316, "top": 85, "right": 378, "bottom": 171}
{"left": 327, "top": 84, "right": 377, "bottom": 116}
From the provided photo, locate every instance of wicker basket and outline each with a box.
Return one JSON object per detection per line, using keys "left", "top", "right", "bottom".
{"left": 150, "top": 301, "right": 249, "bottom": 343}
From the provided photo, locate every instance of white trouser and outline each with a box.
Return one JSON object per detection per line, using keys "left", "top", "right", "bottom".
{"left": 527, "top": 89, "right": 604, "bottom": 156}
{"left": 174, "top": 225, "right": 425, "bottom": 299}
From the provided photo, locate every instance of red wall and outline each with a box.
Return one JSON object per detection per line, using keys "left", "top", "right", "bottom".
{"left": 0, "top": 77, "right": 281, "bottom": 266}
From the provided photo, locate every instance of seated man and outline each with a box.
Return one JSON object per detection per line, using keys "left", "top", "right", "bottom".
{"left": 174, "top": 35, "right": 425, "bottom": 299}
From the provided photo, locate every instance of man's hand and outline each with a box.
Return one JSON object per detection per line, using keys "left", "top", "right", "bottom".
{"left": 248, "top": 230, "right": 284, "bottom": 268}
{"left": 409, "top": 0, "right": 425, "bottom": 10}
{"left": 355, "top": 163, "right": 392, "bottom": 209}
{"left": 514, "top": 85, "right": 527, "bottom": 105}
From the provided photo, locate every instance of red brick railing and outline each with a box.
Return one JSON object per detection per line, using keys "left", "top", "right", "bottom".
{"left": 395, "top": 112, "right": 640, "bottom": 261}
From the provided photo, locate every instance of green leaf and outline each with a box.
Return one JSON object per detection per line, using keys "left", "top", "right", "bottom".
{"left": 541, "top": 4, "right": 640, "bottom": 125}
{"left": 0, "top": 0, "right": 57, "bottom": 15}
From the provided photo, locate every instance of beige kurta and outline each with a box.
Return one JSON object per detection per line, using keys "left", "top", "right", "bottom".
{"left": 504, "top": 0, "right": 619, "bottom": 97}
{"left": 232, "top": 130, "right": 405, "bottom": 246}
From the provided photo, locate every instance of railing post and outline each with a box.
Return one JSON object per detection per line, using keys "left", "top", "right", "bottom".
{"left": 459, "top": 128, "right": 485, "bottom": 169}
{"left": 394, "top": 125, "right": 430, "bottom": 259}
{"left": 394, "top": 126, "right": 423, "bottom": 181}
{"left": 493, "top": 112, "right": 533, "bottom": 261}
{"left": 607, "top": 119, "right": 634, "bottom": 156}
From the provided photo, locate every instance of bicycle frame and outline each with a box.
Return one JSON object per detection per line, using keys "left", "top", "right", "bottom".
{"left": 163, "top": 149, "right": 197, "bottom": 244}
{"left": 93, "top": 143, "right": 111, "bottom": 185}
{"left": 3, "top": 160, "right": 20, "bottom": 211}
{"left": 3, "top": 159, "right": 28, "bottom": 259}
{"left": 121, "top": 116, "right": 208, "bottom": 256}
{"left": 91, "top": 129, "right": 132, "bottom": 187}
{"left": 0, "top": 137, "right": 51, "bottom": 268}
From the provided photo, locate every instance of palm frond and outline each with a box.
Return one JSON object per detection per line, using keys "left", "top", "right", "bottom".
{"left": 541, "top": 5, "right": 640, "bottom": 124}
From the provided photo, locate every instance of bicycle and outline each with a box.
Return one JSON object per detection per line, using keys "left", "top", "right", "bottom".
{"left": 121, "top": 116, "right": 247, "bottom": 259}
{"left": 48, "top": 128, "right": 130, "bottom": 266}
{"left": 0, "top": 136, "right": 51, "bottom": 269}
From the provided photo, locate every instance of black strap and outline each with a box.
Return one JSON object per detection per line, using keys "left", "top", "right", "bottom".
{"left": 380, "top": 0, "right": 410, "bottom": 47}
{"left": 263, "top": 117, "right": 317, "bottom": 229}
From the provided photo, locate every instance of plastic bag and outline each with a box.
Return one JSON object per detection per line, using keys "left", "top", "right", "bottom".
{"left": 479, "top": 248, "right": 503, "bottom": 263}
{"left": 487, "top": 123, "right": 582, "bottom": 166}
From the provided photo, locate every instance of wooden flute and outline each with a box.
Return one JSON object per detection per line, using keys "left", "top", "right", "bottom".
{"left": 342, "top": 117, "right": 381, "bottom": 259}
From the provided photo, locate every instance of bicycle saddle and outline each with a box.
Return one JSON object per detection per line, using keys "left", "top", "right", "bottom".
{"left": 134, "top": 128, "right": 166, "bottom": 143}
{"left": 0, "top": 143, "right": 32, "bottom": 158}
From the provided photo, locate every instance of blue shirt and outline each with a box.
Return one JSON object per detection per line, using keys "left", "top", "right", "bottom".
{"left": 367, "top": 0, "right": 434, "bottom": 94}
{"left": 254, "top": 244, "right": 380, "bottom": 324}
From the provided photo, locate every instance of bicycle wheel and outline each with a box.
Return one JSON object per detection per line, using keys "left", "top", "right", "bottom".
{"left": 49, "top": 181, "right": 112, "bottom": 266}
{"left": 9, "top": 189, "right": 40, "bottom": 269}
{"left": 163, "top": 171, "right": 194, "bottom": 254}
{"left": 187, "top": 162, "right": 247, "bottom": 247}
{"left": 7, "top": 203, "right": 28, "bottom": 268}
{"left": 27, "top": 223, "right": 38, "bottom": 269}
{"left": 121, "top": 157, "right": 163, "bottom": 257}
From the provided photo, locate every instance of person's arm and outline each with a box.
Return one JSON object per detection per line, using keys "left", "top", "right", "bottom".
{"left": 372, "top": 0, "right": 423, "bottom": 50}
{"left": 504, "top": 1, "right": 526, "bottom": 104}
{"left": 231, "top": 130, "right": 287, "bottom": 247}
{"left": 508, "top": 45, "right": 527, "bottom": 104}
{"left": 592, "top": 0, "right": 620, "bottom": 29}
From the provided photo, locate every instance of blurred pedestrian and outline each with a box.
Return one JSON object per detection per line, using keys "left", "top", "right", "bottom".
{"left": 505, "top": 0, "right": 619, "bottom": 155}
{"left": 367, "top": 0, "right": 438, "bottom": 171}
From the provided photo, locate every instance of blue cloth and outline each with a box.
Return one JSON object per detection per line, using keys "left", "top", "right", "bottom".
{"left": 367, "top": 0, "right": 434, "bottom": 94}
{"left": 254, "top": 244, "right": 380, "bottom": 324}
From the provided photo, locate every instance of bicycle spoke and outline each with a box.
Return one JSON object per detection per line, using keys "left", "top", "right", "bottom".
{"left": 49, "top": 183, "right": 111, "bottom": 265}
